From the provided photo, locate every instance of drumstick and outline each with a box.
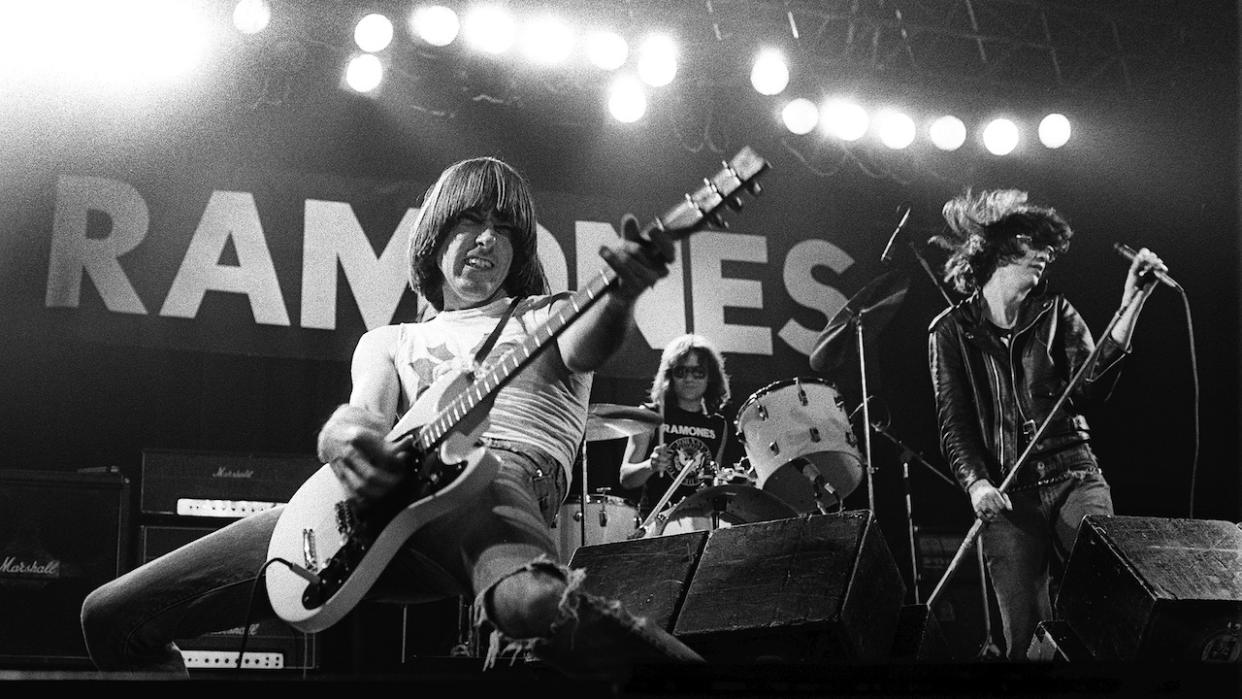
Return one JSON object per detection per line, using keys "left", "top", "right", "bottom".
{"left": 628, "top": 452, "right": 700, "bottom": 540}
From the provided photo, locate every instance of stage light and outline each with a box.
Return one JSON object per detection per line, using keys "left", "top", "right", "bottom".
{"left": 750, "top": 49, "right": 789, "bottom": 96}
{"left": 585, "top": 29, "right": 627, "bottom": 71}
{"left": 982, "top": 118, "right": 1020, "bottom": 155}
{"left": 821, "top": 98, "right": 868, "bottom": 141}
{"left": 354, "top": 13, "right": 393, "bottom": 53}
{"left": 520, "top": 15, "right": 574, "bottom": 65}
{"left": 929, "top": 115, "right": 966, "bottom": 151}
{"left": 876, "top": 109, "right": 916, "bottom": 149}
{"left": 410, "top": 5, "right": 459, "bottom": 47}
{"left": 233, "top": 0, "right": 270, "bottom": 35}
{"left": 607, "top": 75, "right": 647, "bottom": 123}
{"left": 781, "top": 98, "right": 818, "bottom": 135}
{"left": 463, "top": 5, "right": 515, "bottom": 55}
{"left": 1039, "top": 113, "right": 1071, "bottom": 148}
{"left": 345, "top": 53, "right": 383, "bottom": 92}
{"left": 636, "top": 33, "right": 677, "bottom": 87}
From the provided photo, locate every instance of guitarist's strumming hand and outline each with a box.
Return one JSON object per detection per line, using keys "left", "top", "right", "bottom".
{"left": 317, "top": 404, "right": 417, "bottom": 506}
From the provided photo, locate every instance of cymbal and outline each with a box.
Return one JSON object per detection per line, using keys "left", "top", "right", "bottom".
{"left": 809, "top": 270, "right": 910, "bottom": 373}
{"left": 584, "top": 403, "right": 661, "bottom": 442}
{"left": 667, "top": 484, "right": 797, "bottom": 525}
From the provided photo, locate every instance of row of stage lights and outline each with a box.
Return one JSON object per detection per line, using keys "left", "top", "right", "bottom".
{"left": 234, "top": 0, "right": 1075, "bottom": 156}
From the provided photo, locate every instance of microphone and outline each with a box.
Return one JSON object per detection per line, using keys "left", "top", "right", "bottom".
{"left": 880, "top": 203, "right": 912, "bottom": 264}
{"left": 1113, "top": 242, "right": 1180, "bottom": 289}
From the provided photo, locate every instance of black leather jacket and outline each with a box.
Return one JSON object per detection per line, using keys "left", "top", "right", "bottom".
{"left": 927, "top": 287, "right": 1128, "bottom": 493}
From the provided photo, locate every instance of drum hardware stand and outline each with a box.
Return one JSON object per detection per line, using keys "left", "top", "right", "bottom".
{"left": 629, "top": 454, "right": 700, "bottom": 540}
{"left": 578, "top": 437, "right": 589, "bottom": 548}
{"left": 870, "top": 421, "right": 957, "bottom": 604}
{"left": 925, "top": 301, "right": 1133, "bottom": 611}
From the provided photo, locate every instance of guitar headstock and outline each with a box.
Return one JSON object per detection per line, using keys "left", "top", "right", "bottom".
{"left": 656, "top": 146, "right": 771, "bottom": 238}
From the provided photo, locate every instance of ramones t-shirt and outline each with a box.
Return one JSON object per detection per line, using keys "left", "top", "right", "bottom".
{"left": 635, "top": 403, "right": 729, "bottom": 518}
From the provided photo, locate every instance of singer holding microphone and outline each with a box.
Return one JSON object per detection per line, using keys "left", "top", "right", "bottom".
{"left": 926, "top": 189, "right": 1166, "bottom": 660}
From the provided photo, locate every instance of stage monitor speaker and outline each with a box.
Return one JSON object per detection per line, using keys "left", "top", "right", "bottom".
{"left": 1027, "top": 620, "right": 1092, "bottom": 662}
{"left": 568, "top": 531, "right": 708, "bottom": 633}
{"left": 1056, "top": 515, "right": 1242, "bottom": 662}
{"left": 0, "top": 469, "right": 130, "bottom": 667}
{"left": 140, "top": 524, "right": 318, "bottom": 670}
{"left": 673, "top": 510, "right": 906, "bottom": 663}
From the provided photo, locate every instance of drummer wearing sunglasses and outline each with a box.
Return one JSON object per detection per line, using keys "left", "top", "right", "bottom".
{"left": 618, "top": 334, "right": 744, "bottom": 521}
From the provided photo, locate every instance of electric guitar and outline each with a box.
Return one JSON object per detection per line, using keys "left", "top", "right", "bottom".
{"left": 265, "top": 147, "right": 772, "bottom": 633}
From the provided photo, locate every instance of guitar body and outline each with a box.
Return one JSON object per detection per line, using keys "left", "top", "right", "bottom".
{"left": 266, "top": 370, "right": 500, "bottom": 633}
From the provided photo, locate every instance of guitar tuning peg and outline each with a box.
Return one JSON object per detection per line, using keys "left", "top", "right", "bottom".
{"left": 748, "top": 182, "right": 763, "bottom": 196}
{"left": 708, "top": 213, "right": 728, "bottom": 229}
{"left": 727, "top": 196, "right": 743, "bottom": 211}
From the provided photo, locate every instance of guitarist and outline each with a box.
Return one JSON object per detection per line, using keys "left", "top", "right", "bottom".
{"left": 81, "top": 156, "right": 703, "bottom": 680}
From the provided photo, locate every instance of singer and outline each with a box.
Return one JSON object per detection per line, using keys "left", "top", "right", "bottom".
{"left": 926, "top": 189, "right": 1165, "bottom": 660}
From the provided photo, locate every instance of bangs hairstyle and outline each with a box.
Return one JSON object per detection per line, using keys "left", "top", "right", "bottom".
{"left": 408, "top": 157, "right": 548, "bottom": 310}
{"left": 648, "top": 334, "right": 732, "bottom": 414}
{"left": 930, "top": 188, "right": 1074, "bottom": 294}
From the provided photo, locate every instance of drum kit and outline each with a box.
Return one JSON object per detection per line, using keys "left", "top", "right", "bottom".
{"left": 554, "top": 266, "right": 936, "bottom": 569}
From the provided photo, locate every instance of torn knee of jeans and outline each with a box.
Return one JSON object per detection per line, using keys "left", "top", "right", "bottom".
{"left": 474, "top": 556, "right": 587, "bottom": 669}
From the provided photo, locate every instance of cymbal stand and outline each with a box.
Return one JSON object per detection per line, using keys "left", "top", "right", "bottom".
{"left": 853, "top": 312, "right": 877, "bottom": 513}
{"left": 870, "top": 421, "right": 957, "bottom": 604}
{"left": 578, "top": 438, "right": 589, "bottom": 549}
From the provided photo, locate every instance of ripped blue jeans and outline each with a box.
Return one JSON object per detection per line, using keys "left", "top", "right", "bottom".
{"left": 81, "top": 439, "right": 571, "bottom": 673}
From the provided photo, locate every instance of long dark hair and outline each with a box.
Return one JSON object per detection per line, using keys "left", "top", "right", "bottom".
{"left": 930, "top": 188, "right": 1074, "bottom": 294}
{"left": 408, "top": 157, "right": 549, "bottom": 310}
{"left": 648, "top": 334, "right": 731, "bottom": 414}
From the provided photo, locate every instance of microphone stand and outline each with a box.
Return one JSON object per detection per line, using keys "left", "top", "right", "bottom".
{"left": 925, "top": 298, "right": 1136, "bottom": 609}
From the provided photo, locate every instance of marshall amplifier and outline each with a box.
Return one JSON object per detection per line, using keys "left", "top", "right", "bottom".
{"left": 140, "top": 524, "right": 318, "bottom": 670}
{"left": 0, "top": 468, "right": 131, "bottom": 667}
{"left": 140, "top": 449, "right": 321, "bottom": 518}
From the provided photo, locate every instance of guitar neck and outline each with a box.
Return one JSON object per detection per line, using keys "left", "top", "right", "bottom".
{"left": 415, "top": 267, "right": 617, "bottom": 452}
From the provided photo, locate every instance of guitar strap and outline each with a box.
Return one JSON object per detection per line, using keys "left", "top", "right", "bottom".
{"left": 473, "top": 296, "right": 524, "bottom": 367}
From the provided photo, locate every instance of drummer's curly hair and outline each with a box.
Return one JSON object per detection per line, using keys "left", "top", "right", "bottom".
{"left": 930, "top": 188, "right": 1074, "bottom": 295}
{"left": 648, "top": 334, "right": 731, "bottom": 414}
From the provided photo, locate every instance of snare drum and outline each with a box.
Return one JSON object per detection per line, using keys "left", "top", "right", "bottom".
{"left": 735, "top": 377, "right": 863, "bottom": 513}
{"left": 552, "top": 494, "right": 640, "bottom": 562}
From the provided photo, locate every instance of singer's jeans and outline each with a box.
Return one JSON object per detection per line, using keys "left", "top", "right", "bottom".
{"left": 80, "top": 441, "right": 566, "bottom": 673}
{"left": 978, "top": 448, "right": 1113, "bottom": 661}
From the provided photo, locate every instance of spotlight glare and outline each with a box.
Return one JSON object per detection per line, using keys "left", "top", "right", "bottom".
{"left": 1039, "top": 113, "right": 1071, "bottom": 148}
{"left": 345, "top": 53, "right": 384, "bottom": 92}
{"left": 929, "top": 115, "right": 967, "bottom": 151}
{"left": 410, "top": 5, "right": 459, "bottom": 47}
{"left": 982, "top": 118, "right": 1020, "bottom": 155}
{"left": 821, "top": 98, "right": 868, "bottom": 141}
{"left": 585, "top": 29, "right": 627, "bottom": 70}
{"left": 233, "top": 0, "right": 270, "bottom": 35}
{"left": 520, "top": 16, "right": 574, "bottom": 65}
{"left": 354, "top": 13, "right": 394, "bottom": 53}
{"left": 876, "top": 109, "right": 916, "bottom": 149}
{"left": 636, "top": 33, "right": 677, "bottom": 87}
{"left": 781, "top": 98, "right": 818, "bottom": 135}
{"left": 463, "top": 5, "right": 516, "bottom": 55}
{"left": 750, "top": 49, "right": 789, "bottom": 96}
{"left": 608, "top": 76, "right": 647, "bottom": 123}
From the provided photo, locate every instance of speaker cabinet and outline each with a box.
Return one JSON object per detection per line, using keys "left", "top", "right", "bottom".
{"left": 568, "top": 531, "right": 708, "bottom": 632}
{"left": 0, "top": 469, "right": 130, "bottom": 667}
{"left": 673, "top": 510, "right": 906, "bottom": 663}
{"left": 1056, "top": 515, "right": 1242, "bottom": 662}
{"left": 140, "top": 524, "right": 318, "bottom": 670}
{"left": 1027, "top": 620, "right": 1092, "bottom": 662}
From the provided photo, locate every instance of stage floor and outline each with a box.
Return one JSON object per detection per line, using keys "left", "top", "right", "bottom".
{"left": 2, "top": 658, "right": 1239, "bottom": 697}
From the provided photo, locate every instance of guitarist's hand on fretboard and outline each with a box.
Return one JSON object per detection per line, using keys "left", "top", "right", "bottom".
{"left": 598, "top": 213, "right": 675, "bottom": 302}
{"left": 318, "top": 403, "right": 417, "bottom": 506}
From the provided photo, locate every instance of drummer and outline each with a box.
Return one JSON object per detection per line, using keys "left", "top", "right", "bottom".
{"left": 619, "top": 334, "right": 745, "bottom": 520}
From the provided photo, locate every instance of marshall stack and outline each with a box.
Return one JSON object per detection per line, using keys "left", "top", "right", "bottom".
{"left": 139, "top": 448, "right": 323, "bottom": 671}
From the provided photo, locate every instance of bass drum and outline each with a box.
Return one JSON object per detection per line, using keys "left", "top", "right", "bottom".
{"left": 658, "top": 484, "right": 796, "bottom": 536}
{"left": 735, "top": 376, "right": 863, "bottom": 514}
{"left": 552, "top": 494, "right": 640, "bottom": 562}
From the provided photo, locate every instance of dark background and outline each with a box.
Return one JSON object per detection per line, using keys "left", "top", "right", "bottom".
{"left": 0, "top": 0, "right": 1237, "bottom": 602}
